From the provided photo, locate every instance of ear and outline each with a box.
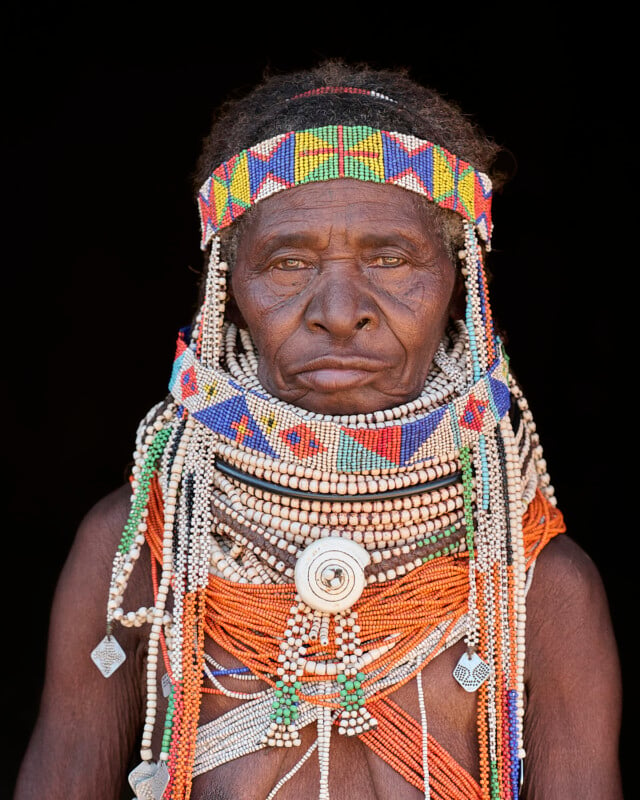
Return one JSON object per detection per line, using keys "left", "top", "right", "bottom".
{"left": 448, "top": 270, "right": 466, "bottom": 321}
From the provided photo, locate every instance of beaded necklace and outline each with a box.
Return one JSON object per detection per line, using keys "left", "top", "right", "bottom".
{"left": 93, "top": 123, "right": 563, "bottom": 800}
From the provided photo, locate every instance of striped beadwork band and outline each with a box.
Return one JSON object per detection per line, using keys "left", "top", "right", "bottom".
{"left": 287, "top": 87, "right": 398, "bottom": 103}
{"left": 197, "top": 125, "right": 493, "bottom": 249}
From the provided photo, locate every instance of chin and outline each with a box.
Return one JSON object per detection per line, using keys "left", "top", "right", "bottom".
{"left": 289, "top": 390, "right": 419, "bottom": 417}
{"left": 261, "top": 368, "right": 421, "bottom": 417}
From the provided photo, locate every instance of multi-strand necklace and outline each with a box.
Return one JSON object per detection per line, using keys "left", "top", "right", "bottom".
{"left": 92, "top": 124, "right": 565, "bottom": 800}
{"left": 95, "top": 314, "right": 563, "bottom": 800}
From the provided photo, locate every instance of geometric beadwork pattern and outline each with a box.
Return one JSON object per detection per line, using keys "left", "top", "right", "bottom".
{"left": 91, "top": 635, "right": 126, "bottom": 678}
{"left": 198, "top": 126, "right": 493, "bottom": 248}
{"left": 169, "top": 339, "right": 511, "bottom": 474}
{"left": 179, "top": 365, "right": 199, "bottom": 400}
{"left": 279, "top": 423, "right": 327, "bottom": 459}
{"left": 341, "top": 425, "right": 402, "bottom": 464}
{"left": 336, "top": 430, "right": 398, "bottom": 472}
{"left": 168, "top": 328, "right": 189, "bottom": 393}
{"left": 192, "top": 395, "right": 279, "bottom": 459}
{"left": 459, "top": 395, "right": 487, "bottom": 432}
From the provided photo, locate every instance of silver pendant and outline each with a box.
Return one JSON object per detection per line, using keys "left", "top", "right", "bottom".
{"left": 453, "top": 651, "right": 490, "bottom": 692}
{"left": 128, "top": 760, "right": 169, "bottom": 800}
{"left": 91, "top": 635, "right": 126, "bottom": 677}
{"left": 161, "top": 672, "right": 172, "bottom": 698}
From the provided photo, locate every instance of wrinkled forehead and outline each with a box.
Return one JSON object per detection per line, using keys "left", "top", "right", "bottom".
{"left": 197, "top": 126, "right": 493, "bottom": 250}
{"left": 233, "top": 180, "right": 454, "bottom": 257}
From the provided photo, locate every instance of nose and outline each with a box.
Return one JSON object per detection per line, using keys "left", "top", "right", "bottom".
{"left": 304, "top": 265, "right": 378, "bottom": 339}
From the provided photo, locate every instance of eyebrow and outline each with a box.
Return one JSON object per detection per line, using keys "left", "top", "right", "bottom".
{"left": 356, "top": 231, "right": 429, "bottom": 250}
{"left": 256, "top": 232, "right": 320, "bottom": 249}
{"left": 245, "top": 232, "right": 321, "bottom": 264}
{"left": 249, "top": 228, "right": 430, "bottom": 259}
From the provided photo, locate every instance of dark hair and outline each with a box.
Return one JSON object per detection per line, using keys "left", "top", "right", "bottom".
{"left": 193, "top": 60, "right": 508, "bottom": 269}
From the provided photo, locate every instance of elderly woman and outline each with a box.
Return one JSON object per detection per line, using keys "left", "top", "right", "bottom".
{"left": 16, "top": 63, "right": 622, "bottom": 800}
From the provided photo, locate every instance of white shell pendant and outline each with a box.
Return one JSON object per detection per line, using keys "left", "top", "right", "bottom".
{"left": 295, "top": 537, "right": 371, "bottom": 613}
{"left": 453, "top": 650, "right": 491, "bottom": 692}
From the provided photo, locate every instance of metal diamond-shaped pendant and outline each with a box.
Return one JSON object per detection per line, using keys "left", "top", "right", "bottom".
{"left": 91, "top": 635, "right": 126, "bottom": 678}
{"left": 129, "top": 760, "right": 169, "bottom": 800}
{"left": 161, "top": 672, "right": 172, "bottom": 698}
{"left": 453, "top": 651, "right": 490, "bottom": 692}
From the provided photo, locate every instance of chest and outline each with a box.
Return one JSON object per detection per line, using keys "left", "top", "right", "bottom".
{"left": 181, "top": 637, "right": 479, "bottom": 800}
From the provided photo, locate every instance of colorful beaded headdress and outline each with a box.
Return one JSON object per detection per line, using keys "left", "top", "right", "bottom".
{"left": 95, "top": 93, "right": 564, "bottom": 800}
{"left": 197, "top": 125, "right": 493, "bottom": 247}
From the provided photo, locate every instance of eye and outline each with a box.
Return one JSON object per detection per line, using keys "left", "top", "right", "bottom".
{"left": 369, "top": 255, "right": 406, "bottom": 268}
{"left": 267, "top": 256, "right": 315, "bottom": 290}
{"left": 272, "top": 257, "right": 310, "bottom": 271}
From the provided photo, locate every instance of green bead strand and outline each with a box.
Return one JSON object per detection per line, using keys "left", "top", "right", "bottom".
{"left": 118, "top": 427, "right": 171, "bottom": 554}
{"left": 160, "top": 688, "right": 176, "bottom": 757}
{"left": 460, "top": 445, "right": 476, "bottom": 559}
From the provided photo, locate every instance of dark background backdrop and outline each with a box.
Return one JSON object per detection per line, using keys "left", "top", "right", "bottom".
{"left": 4, "top": 5, "right": 634, "bottom": 796}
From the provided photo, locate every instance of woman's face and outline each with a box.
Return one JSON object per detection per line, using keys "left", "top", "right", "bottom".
{"left": 231, "top": 179, "right": 460, "bottom": 416}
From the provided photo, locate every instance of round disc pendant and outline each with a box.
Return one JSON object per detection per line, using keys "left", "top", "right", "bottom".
{"left": 295, "top": 537, "right": 371, "bottom": 613}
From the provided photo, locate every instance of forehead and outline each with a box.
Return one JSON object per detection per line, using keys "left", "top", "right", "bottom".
{"left": 236, "top": 179, "right": 444, "bottom": 247}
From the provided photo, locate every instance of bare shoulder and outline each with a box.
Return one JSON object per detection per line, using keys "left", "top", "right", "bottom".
{"left": 522, "top": 534, "right": 623, "bottom": 799}
{"left": 71, "top": 482, "right": 132, "bottom": 563}
{"left": 14, "top": 483, "right": 150, "bottom": 800}
{"left": 525, "top": 532, "right": 621, "bottom": 691}
{"left": 526, "top": 534, "right": 610, "bottom": 630}
{"left": 56, "top": 480, "right": 153, "bottom": 654}
{"left": 51, "top": 482, "right": 147, "bottom": 615}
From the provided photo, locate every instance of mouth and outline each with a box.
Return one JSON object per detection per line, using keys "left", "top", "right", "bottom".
{"left": 294, "top": 356, "right": 387, "bottom": 393}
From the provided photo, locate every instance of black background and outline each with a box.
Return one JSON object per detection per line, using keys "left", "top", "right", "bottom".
{"left": 4, "top": 5, "right": 634, "bottom": 797}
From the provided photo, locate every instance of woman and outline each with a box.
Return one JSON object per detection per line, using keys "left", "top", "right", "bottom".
{"left": 16, "top": 62, "right": 623, "bottom": 800}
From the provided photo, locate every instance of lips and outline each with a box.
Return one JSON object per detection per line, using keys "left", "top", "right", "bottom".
{"left": 298, "top": 355, "right": 387, "bottom": 372}
{"left": 294, "top": 355, "right": 389, "bottom": 393}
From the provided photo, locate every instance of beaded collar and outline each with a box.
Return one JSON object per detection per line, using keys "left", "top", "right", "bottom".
{"left": 169, "top": 326, "right": 510, "bottom": 475}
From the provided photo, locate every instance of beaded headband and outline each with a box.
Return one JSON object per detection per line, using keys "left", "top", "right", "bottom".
{"left": 197, "top": 125, "right": 493, "bottom": 249}
{"left": 288, "top": 87, "right": 398, "bottom": 103}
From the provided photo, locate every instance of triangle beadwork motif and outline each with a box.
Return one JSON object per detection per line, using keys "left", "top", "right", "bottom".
{"left": 193, "top": 395, "right": 279, "bottom": 458}
{"left": 247, "top": 133, "right": 296, "bottom": 198}
{"left": 398, "top": 406, "right": 449, "bottom": 465}
{"left": 341, "top": 425, "right": 402, "bottom": 465}
{"left": 336, "top": 429, "right": 398, "bottom": 472}
{"left": 381, "top": 132, "right": 433, "bottom": 194}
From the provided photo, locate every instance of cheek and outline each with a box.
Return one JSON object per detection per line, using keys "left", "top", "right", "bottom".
{"left": 232, "top": 272, "right": 267, "bottom": 333}
{"left": 390, "top": 270, "right": 456, "bottom": 341}
{"left": 399, "top": 287, "right": 455, "bottom": 379}
{"left": 232, "top": 274, "right": 298, "bottom": 361}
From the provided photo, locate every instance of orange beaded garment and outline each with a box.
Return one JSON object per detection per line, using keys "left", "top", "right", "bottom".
{"left": 144, "top": 476, "right": 565, "bottom": 798}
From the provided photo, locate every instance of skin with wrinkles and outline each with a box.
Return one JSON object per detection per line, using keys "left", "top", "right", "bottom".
{"left": 231, "top": 180, "right": 461, "bottom": 416}
{"left": 14, "top": 180, "right": 623, "bottom": 800}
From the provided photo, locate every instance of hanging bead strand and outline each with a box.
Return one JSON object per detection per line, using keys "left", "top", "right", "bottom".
{"left": 197, "top": 235, "right": 228, "bottom": 368}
